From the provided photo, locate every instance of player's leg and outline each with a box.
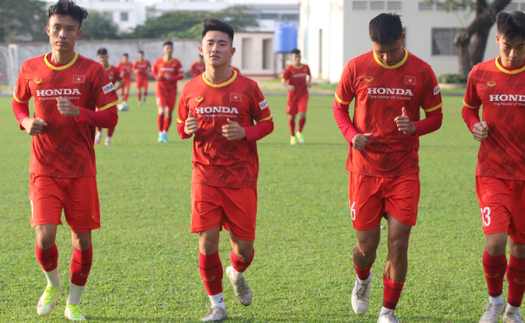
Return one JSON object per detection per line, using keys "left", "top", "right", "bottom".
{"left": 106, "top": 128, "right": 114, "bottom": 146}
{"left": 94, "top": 127, "right": 102, "bottom": 144}
{"left": 296, "top": 99, "right": 308, "bottom": 143}
{"left": 137, "top": 81, "right": 143, "bottom": 105}
{"left": 286, "top": 101, "right": 298, "bottom": 145}
{"left": 31, "top": 175, "right": 64, "bottom": 316}
{"left": 161, "top": 95, "right": 176, "bottom": 140}
{"left": 227, "top": 234, "right": 254, "bottom": 306}
{"left": 143, "top": 82, "right": 148, "bottom": 103}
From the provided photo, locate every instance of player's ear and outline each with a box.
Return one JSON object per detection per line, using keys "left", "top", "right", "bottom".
{"left": 198, "top": 45, "right": 204, "bottom": 56}
{"left": 46, "top": 25, "right": 51, "bottom": 37}
{"left": 230, "top": 47, "right": 236, "bottom": 58}
{"left": 496, "top": 34, "right": 501, "bottom": 46}
{"left": 77, "top": 28, "right": 83, "bottom": 38}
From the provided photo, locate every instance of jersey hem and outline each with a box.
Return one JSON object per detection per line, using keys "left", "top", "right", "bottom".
{"left": 346, "top": 168, "right": 420, "bottom": 178}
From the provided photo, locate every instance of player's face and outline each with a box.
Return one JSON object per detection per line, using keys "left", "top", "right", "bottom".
{"left": 164, "top": 45, "right": 173, "bottom": 58}
{"left": 122, "top": 55, "right": 129, "bottom": 63}
{"left": 138, "top": 53, "right": 144, "bottom": 61}
{"left": 496, "top": 34, "right": 525, "bottom": 68}
{"left": 199, "top": 31, "right": 236, "bottom": 68}
{"left": 46, "top": 14, "right": 82, "bottom": 53}
{"left": 97, "top": 54, "right": 108, "bottom": 66}
{"left": 372, "top": 33, "right": 405, "bottom": 66}
{"left": 292, "top": 53, "right": 301, "bottom": 65}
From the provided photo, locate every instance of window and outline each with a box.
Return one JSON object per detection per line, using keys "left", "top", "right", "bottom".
{"left": 120, "top": 12, "right": 128, "bottom": 22}
{"left": 370, "top": 1, "right": 385, "bottom": 10}
{"left": 387, "top": 1, "right": 402, "bottom": 10}
{"left": 260, "top": 13, "right": 278, "bottom": 20}
{"left": 418, "top": 2, "right": 433, "bottom": 10}
{"left": 353, "top": 1, "right": 367, "bottom": 10}
{"left": 520, "top": 3, "right": 525, "bottom": 11}
{"left": 432, "top": 28, "right": 460, "bottom": 56}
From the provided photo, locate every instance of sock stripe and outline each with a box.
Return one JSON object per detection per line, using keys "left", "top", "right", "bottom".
{"left": 199, "top": 264, "right": 222, "bottom": 271}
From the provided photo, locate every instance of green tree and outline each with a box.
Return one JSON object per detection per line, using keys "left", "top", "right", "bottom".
{"left": 80, "top": 11, "right": 120, "bottom": 40}
{"left": 0, "top": 0, "right": 48, "bottom": 43}
{"left": 425, "top": 0, "right": 512, "bottom": 75}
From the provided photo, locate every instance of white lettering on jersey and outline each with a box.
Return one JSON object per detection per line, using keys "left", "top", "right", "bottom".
{"left": 490, "top": 94, "right": 525, "bottom": 102}
{"left": 434, "top": 85, "right": 441, "bottom": 95}
{"left": 102, "top": 82, "right": 115, "bottom": 94}
{"left": 35, "top": 88, "right": 81, "bottom": 97}
{"left": 259, "top": 99, "right": 268, "bottom": 110}
{"left": 367, "top": 88, "right": 414, "bottom": 96}
{"left": 195, "top": 107, "right": 240, "bottom": 114}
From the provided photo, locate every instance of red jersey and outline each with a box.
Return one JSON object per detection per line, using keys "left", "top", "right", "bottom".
{"left": 463, "top": 57, "right": 525, "bottom": 181}
{"left": 283, "top": 64, "right": 311, "bottom": 102}
{"left": 132, "top": 59, "right": 151, "bottom": 78}
{"left": 190, "top": 61, "right": 206, "bottom": 78}
{"left": 335, "top": 49, "right": 443, "bottom": 177}
{"left": 177, "top": 71, "right": 273, "bottom": 188}
{"left": 116, "top": 61, "right": 132, "bottom": 79}
{"left": 14, "top": 52, "right": 119, "bottom": 178}
{"left": 105, "top": 65, "right": 122, "bottom": 83}
{"left": 152, "top": 57, "right": 184, "bottom": 93}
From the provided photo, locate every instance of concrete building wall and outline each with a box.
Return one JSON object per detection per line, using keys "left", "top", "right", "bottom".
{"left": 232, "top": 32, "right": 280, "bottom": 76}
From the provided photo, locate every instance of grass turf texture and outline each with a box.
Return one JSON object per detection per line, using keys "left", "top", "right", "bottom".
{"left": 0, "top": 95, "right": 495, "bottom": 322}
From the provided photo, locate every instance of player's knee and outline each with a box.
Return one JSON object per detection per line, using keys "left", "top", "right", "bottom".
{"left": 36, "top": 235, "right": 56, "bottom": 250}
{"left": 388, "top": 237, "right": 409, "bottom": 254}
{"left": 354, "top": 242, "right": 377, "bottom": 258}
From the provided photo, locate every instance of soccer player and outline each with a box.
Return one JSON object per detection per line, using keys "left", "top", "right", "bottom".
{"left": 116, "top": 53, "right": 132, "bottom": 106}
{"left": 11, "top": 0, "right": 119, "bottom": 320}
{"left": 282, "top": 48, "right": 311, "bottom": 145}
{"left": 462, "top": 11, "right": 525, "bottom": 323}
{"left": 230, "top": 64, "right": 241, "bottom": 75}
{"left": 152, "top": 41, "right": 183, "bottom": 143}
{"left": 333, "top": 13, "right": 443, "bottom": 323}
{"left": 95, "top": 48, "right": 124, "bottom": 146}
{"left": 177, "top": 18, "right": 274, "bottom": 322}
{"left": 190, "top": 54, "right": 205, "bottom": 78}
{"left": 132, "top": 50, "right": 150, "bottom": 105}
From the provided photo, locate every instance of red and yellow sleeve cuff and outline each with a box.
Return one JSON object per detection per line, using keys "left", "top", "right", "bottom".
{"left": 423, "top": 102, "right": 443, "bottom": 112}
{"left": 335, "top": 93, "right": 350, "bottom": 105}
{"left": 257, "top": 115, "right": 273, "bottom": 123}
{"left": 13, "top": 94, "right": 30, "bottom": 104}
{"left": 177, "top": 118, "right": 185, "bottom": 124}
{"left": 463, "top": 100, "right": 480, "bottom": 109}
{"left": 98, "top": 100, "right": 119, "bottom": 111}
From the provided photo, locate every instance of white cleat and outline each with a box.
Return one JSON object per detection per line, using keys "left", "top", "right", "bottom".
{"left": 94, "top": 131, "right": 102, "bottom": 145}
{"left": 480, "top": 303, "right": 505, "bottom": 323}
{"left": 378, "top": 311, "right": 400, "bottom": 323}
{"left": 226, "top": 266, "right": 252, "bottom": 306}
{"left": 201, "top": 306, "right": 228, "bottom": 322}
{"left": 351, "top": 270, "right": 372, "bottom": 315}
{"left": 504, "top": 312, "right": 525, "bottom": 323}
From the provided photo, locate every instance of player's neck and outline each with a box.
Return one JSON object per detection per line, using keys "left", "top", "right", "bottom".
{"left": 205, "top": 65, "right": 233, "bottom": 83}
{"left": 103, "top": 63, "right": 110, "bottom": 69}
{"left": 50, "top": 49, "right": 76, "bottom": 65}
{"left": 163, "top": 55, "right": 172, "bottom": 62}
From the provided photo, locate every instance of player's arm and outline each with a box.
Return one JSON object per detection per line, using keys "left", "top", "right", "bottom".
{"left": 177, "top": 90, "right": 196, "bottom": 139}
{"left": 12, "top": 65, "right": 48, "bottom": 135}
{"left": 227, "top": 89, "right": 273, "bottom": 142}
{"left": 281, "top": 70, "right": 294, "bottom": 91}
{"left": 462, "top": 68, "right": 487, "bottom": 141}
{"left": 175, "top": 63, "right": 184, "bottom": 81}
{"left": 306, "top": 66, "right": 312, "bottom": 88}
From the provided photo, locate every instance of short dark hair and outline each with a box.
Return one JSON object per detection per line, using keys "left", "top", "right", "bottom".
{"left": 123, "top": 53, "right": 128, "bottom": 57}
{"left": 369, "top": 13, "right": 403, "bottom": 44}
{"left": 48, "top": 0, "right": 88, "bottom": 29}
{"left": 138, "top": 50, "right": 144, "bottom": 55}
{"left": 497, "top": 11, "right": 525, "bottom": 42}
{"left": 97, "top": 48, "right": 107, "bottom": 56}
{"left": 291, "top": 49, "right": 301, "bottom": 55}
{"left": 163, "top": 41, "right": 173, "bottom": 47}
{"left": 201, "top": 18, "right": 234, "bottom": 43}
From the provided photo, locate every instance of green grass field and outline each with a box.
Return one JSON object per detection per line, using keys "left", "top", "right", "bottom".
{"left": 0, "top": 94, "right": 495, "bottom": 322}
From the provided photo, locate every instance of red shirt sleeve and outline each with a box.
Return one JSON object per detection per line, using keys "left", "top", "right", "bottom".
{"left": 75, "top": 106, "right": 118, "bottom": 128}
{"left": 282, "top": 66, "right": 291, "bottom": 83}
{"left": 176, "top": 87, "right": 192, "bottom": 139}
{"left": 334, "top": 62, "right": 358, "bottom": 144}
{"left": 414, "top": 108, "right": 443, "bottom": 137}
{"left": 244, "top": 119, "right": 274, "bottom": 142}
{"left": 12, "top": 99, "right": 30, "bottom": 130}
{"left": 462, "top": 106, "right": 481, "bottom": 132}
{"left": 175, "top": 61, "right": 184, "bottom": 80}
{"left": 462, "top": 65, "right": 482, "bottom": 132}
{"left": 245, "top": 84, "right": 273, "bottom": 141}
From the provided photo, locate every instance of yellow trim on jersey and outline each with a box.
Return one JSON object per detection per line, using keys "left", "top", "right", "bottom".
{"left": 463, "top": 100, "right": 480, "bottom": 109}
{"left": 202, "top": 70, "right": 237, "bottom": 88}
{"left": 495, "top": 56, "right": 525, "bottom": 74}
{"left": 98, "top": 100, "right": 119, "bottom": 111}
{"left": 292, "top": 64, "right": 304, "bottom": 69}
{"left": 423, "top": 102, "right": 443, "bottom": 112}
{"left": 44, "top": 52, "right": 79, "bottom": 70}
{"left": 177, "top": 118, "right": 185, "bottom": 123}
{"left": 373, "top": 48, "right": 408, "bottom": 70}
{"left": 257, "top": 115, "right": 273, "bottom": 122}
{"left": 13, "top": 94, "right": 29, "bottom": 104}
{"left": 163, "top": 57, "right": 174, "bottom": 63}
{"left": 105, "top": 65, "right": 111, "bottom": 71}
{"left": 335, "top": 93, "right": 350, "bottom": 105}
{"left": 178, "top": 73, "right": 184, "bottom": 76}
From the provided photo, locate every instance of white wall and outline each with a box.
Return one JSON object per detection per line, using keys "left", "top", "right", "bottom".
{"left": 232, "top": 32, "right": 278, "bottom": 76}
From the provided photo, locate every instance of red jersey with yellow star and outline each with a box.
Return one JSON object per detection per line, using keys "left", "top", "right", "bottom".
{"left": 335, "top": 49, "right": 443, "bottom": 177}
{"left": 283, "top": 64, "right": 311, "bottom": 102}
{"left": 105, "top": 65, "right": 123, "bottom": 83}
{"left": 14, "top": 52, "right": 119, "bottom": 177}
{"left": 177, "top": 70, "right": 273, "bottom": 188}
{"left": 463, "top": 57, "right": 525, "bottom": 180}
{"left": 152, "top": 57, "right": 184, "bottom": 94}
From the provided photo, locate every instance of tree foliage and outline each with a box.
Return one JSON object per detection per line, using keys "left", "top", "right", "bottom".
{"left": 0, "top": 0, "right": 48, "bottom": 43}
{"left": 125, "top": 6, "right": 258, "bottom": 39}
{"left": 80, "top": 11, "right": 120, "bottom": 40}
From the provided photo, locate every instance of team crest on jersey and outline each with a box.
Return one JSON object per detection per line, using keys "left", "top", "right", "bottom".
{"left": 73, "top": 75, "right": 85, "bottom": 84}
{"left": 230, "top": 93, "right": 242, "bottom": 102}
{"left": 34, "top": 78, "right": 43, "bottom": 85}
{"left": 487, "top": 81, "right": 497, "bottom": 87}
{"left": 405, "top": 76, "right": 416, "bottom": 85}
{"left": 364, "top": 76, "right": 374, "bottom": 83}
{"left": 195, "top": 96, "right": 204, "bottom": 103}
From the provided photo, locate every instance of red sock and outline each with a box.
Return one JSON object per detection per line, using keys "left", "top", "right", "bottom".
{"left": 353, "top": 263, "right": 373, "bottom": 280}
{"left": 107, "top": 127, "right": 115, "bottom": 137}
{"left": 507, "top": 254, "right": 525, "bottom": 307}
{"left": 199, "top": 251, "right": 223, "bottom": 295}
{"left": 137, "top": 92, "right": 142, "bottom": 102}
{"left": 158, "top": 115, "right": 164, "bottom": 132}
{"left": 230, "top": 249, "right": 254, "bottom": 273}
{"left": 96, "top": 127, "right": 102, "bottom": 132}
{"left": 288, "top": 119, "right": 295, "bottom": 135}
{"left": 70, "top": 246, "right": 92, "bottom": 286}
{"left": 35, "top": 243, "right": 58, "bottom": 272}
{"left": 383, "top": 275, "right": 405, "bottom": 310}
{"left": 483, "top": 249, "right": 507, "bottom": 297}
{"left": 144, "top": 91, "right": 148, "bottom": 98}
{"left": 123, "top": 93, "right": 128, "bottom": 102}
{"left": 299, "top": 118, "right": 306, "bottom": 132}
{"left": 163, "top": 117, "right": 172, "bottom": 132}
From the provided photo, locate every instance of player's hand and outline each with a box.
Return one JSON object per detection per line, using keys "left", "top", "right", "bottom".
{"left": 184, "top": 110, "right": 199, "bottom": 135}
{"left": 56, "top": 97, "right": 80, "bottom": 117}
{"left": 352, "top": 133, "right": 373, "bottom": 150}
{"left": 288, "top": 85, "right": 295, "bottom": 92}
{"left": 222, "top": 118, "right": 246, "bottom": 141}
{"left": 165, "top": 72, "right": 171, "bottom": 80}
{"left": 472, "top": 121, "right": 489, "bottom": 142}
{"left": 21, "top": 117, "right": 47, "bottom": 136}
{"left": 394, "top": 107, "right": 416, "bottom": 134}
